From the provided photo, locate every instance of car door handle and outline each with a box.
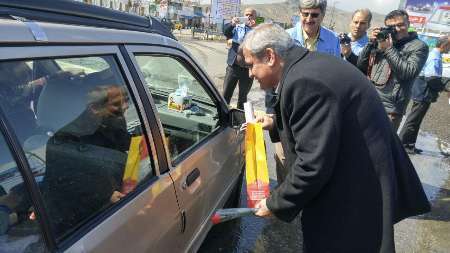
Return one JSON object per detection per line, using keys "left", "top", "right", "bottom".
{"left": 184, "top": 168, "right": 200, "bottom": 189}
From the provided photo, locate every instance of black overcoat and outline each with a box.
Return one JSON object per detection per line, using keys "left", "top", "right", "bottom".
{"left": 266, "top": 46, "right": 430, "bottom": 253}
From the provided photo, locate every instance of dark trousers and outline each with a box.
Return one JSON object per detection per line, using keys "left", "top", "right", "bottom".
{"left": 223, "top": 64, "right": 253, "bottom": 109}
{"left": 399, "top": 101, "right": 431, "bottom": 145}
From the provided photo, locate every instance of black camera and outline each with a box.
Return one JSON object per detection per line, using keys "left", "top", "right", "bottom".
{"left": 339, "top": 33, "right": 351, "bottom": 45}
{"left": 376, "top": 26, "right": 396, "bottom": 41}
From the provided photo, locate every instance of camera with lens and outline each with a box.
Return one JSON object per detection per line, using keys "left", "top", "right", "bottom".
{"left": 376, "top": 26, "right": 396, "bottom": 41}
{"left": 339, "top": 33, "right": 351, "bottom": 45}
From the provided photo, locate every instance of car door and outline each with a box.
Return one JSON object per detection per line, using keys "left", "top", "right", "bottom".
{"left": 125, "top": 45, "right": 244, "bottom": 251}
{"left": 0, "top": 45, "right": 184, "bottom": 252}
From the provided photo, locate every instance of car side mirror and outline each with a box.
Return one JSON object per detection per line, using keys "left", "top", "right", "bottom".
{"left": 229, "top": 108, "right": 245, "bottom": 129}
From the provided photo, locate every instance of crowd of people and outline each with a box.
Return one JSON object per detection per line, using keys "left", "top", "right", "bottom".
{"left": 223, "top": 1, "right": 449, "bottom": 154}
{"left": 222, "top": 0, "right": 449, "bottom": 252}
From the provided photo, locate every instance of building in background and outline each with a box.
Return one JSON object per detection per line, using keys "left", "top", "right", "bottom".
{"left": 400, "top": 0, "right": 449, "bottom": 34}
{"left": 76, "top": 0, "right": 203, "bottom": 25}
{"left": 400, "top": 0, "right": 450, "bottom": 77}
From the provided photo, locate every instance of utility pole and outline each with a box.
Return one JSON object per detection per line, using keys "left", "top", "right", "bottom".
{"left": 328, "top": 0, "right": 339, "bottom": 31}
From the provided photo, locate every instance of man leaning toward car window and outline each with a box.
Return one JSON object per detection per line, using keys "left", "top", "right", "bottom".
{"left": 266, "top": 0, "right": 341, "bottom": 183}
{"left": 357, "top": 9, "right": 429, "bottom": 131}
{"left": 340, "top": 9, "right": 371, "bottom": 66}
{"left": 240, "top": 23, "right": 430, "bottom": 253}
{"left": 222, "top": 8, "right": 257, "bottom": 109}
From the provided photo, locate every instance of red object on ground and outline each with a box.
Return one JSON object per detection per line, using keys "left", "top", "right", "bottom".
{"left": 210, "top": 208, "right": 258, "bottom": 225}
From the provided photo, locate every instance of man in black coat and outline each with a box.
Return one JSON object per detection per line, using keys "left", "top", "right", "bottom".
{"left": 240, "top": 24, "right": 430, "bottom": 252}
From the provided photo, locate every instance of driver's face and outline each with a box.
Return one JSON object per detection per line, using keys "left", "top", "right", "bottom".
{"left": 105, "top": 86, "right": 129, "bottom": 117}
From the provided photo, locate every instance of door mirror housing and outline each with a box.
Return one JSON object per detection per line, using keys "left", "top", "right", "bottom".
{"left": 229, "top": 108, "right": 245, "bottom": 129}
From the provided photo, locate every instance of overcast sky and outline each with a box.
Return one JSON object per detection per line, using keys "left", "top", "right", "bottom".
{"left": 202, "top": 0, "right": 402, "bottom": 15}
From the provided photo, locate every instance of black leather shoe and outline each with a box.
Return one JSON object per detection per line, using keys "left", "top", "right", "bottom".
{"left": 404, "top": 144, "right": 422, "bottom": 155}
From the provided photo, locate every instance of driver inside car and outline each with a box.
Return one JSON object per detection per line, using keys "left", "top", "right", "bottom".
{"left": 42, "top": 84, "right": 131, "bottom": 235}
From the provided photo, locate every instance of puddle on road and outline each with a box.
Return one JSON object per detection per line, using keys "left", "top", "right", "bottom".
{"left": 199, "top": 131, "right": 450, "bottom": 253}
{"left": 199, "top": 180, "right": 303, "bottom": 253}
{"left": 395, "top": 131, "right": 450, "bottom": 253}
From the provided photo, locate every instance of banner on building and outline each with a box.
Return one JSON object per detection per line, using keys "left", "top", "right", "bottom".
{"left": 403, "top": 0, "right": 449, "bottom": 30}
{"left": 403, "top": 1, "right": 450, "bottom": 77}
{"left": 211, "top": 0, "right": 240, "bottom": 23}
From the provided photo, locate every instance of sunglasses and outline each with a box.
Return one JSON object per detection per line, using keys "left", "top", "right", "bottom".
{"left": 301, "top": 12, "right": 321, "bottom": 18}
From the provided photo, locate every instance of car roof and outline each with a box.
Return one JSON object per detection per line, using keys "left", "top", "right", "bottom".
{"left": 0, "top": 0, "right": 178, "bottom": 44}
{"left": 0, "top": 18, "right": 179, "bottom": 47}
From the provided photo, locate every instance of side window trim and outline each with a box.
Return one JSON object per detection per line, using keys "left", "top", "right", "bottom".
{"left": 0, "top": 102, "right": 56, "bottom": 250}
{"left": 119, "top": 45, "right": 169, "bottom": 175}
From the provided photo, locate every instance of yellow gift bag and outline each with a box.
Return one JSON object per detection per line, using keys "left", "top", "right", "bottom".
{"left": 245, "top": 122, "right": 270, "bottom": 208}
{"left": 121, "top": 136, "right": 149, "bottom": 194}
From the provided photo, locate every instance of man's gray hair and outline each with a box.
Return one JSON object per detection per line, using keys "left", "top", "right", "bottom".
{"left": 299, "top": 0, "right": 327, "bottom": 14}
{"left": 241, "top": 24, "right": 295, "bottom": 60}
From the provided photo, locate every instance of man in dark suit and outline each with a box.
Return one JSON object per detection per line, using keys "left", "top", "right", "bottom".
{"left": 240, "top": 24, "right": 430, "bottom": 252}
{"left": 222, "top": 8, "right": 257, "bottom": 109}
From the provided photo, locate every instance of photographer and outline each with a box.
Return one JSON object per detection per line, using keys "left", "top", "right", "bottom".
{"left": 222, "top": 8, "right": 257, "bottom": 109}
{"left": 340, "top": 9, "right": 371, "bottom": 66}
{"left": 357, "top": 10, "right": 428, "bottom": 131}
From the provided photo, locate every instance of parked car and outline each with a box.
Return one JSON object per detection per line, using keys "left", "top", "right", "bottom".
{"left": 0, "top": 1, "right": 245, "bottom": 252}
{"left": 173, "top": 21, "right": 184, "bottom": 30}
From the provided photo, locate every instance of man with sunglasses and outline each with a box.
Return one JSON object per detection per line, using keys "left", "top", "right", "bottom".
{"left": 222, "top": 8, "right": 257, "bottom": 109}
{"left": 357, "top": 10, "right": 428, "bottom": 131}
{"left": 286, "top": 0, "right": 340, "bottom": 57}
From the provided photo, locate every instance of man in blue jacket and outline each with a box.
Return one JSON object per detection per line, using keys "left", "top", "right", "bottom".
{"left": 399, "top": 36, "right": 450, "bottom": 154}
{"left": 286, "top": 0, "right": 340, "bottom": 57}
{"left": 340, "top": 9, "right": 371, "bottom": 66}
{"left": 222, "top": 8, "right": 257, "bottom": 109}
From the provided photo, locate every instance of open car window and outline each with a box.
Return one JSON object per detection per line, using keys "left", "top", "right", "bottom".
{"left": 134, "top": 54, "right": 220, "bottom": 163}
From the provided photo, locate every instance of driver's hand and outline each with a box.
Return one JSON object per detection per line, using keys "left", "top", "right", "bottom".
{"left": 110, "top": 191, "right": 125, "bottom": 203}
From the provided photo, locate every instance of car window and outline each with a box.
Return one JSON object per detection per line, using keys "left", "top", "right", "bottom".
{"left": 135, "top": 55, "right": 220, "bottom": 162}
{"left": 0, "top": 134, "right": 49, "bottom": 253}
{"left": 0, "top": 56, "right": 155, "bottom": 242}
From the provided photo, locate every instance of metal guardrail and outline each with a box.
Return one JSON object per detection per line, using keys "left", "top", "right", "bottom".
{"left": 173, "top": 28, "right": 226, "bottom": 41}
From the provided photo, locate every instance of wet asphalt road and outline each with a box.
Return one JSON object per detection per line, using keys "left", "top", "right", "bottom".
{"left": 179, "top": 37, "right": 450, "bottom": 253}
